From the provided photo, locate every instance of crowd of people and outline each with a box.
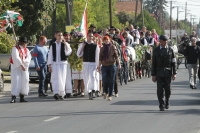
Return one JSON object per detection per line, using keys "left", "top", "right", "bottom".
{"left": 9, "top": 23, "right": 200, "bottom": 111}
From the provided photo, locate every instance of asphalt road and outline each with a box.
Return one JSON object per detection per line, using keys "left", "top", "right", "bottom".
{"left": 0, "top": 64, "right": 200, "bottom": 133}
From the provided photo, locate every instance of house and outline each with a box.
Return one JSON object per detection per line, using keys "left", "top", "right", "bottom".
{"left": 115, "top": 0, "right": 141, "bottom": 13}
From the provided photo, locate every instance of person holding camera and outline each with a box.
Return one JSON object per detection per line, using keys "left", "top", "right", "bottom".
{"left": 151, "top": 35, "right": 177, "bottom": 111}
{"left": 47, "top": 31, "right": 72, "bottom": 100}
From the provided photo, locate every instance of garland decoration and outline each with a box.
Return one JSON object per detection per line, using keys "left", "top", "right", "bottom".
{"left": 68, "top": 31, "right": 85, "bottom": 71}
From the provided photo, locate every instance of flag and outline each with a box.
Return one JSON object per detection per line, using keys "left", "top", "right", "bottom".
{"left": 79, "top": 2, "right": 88, "bottom": 38}
{"left": 1, "top": 10, "right": 23, "bottom": 27}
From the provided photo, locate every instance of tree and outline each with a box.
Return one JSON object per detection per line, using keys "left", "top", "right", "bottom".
{"left": 0, "top": 31, "right": 15, "bottom": 54}
{"left": 11, "top": 0, "right": 56, "bottom": 43}
{"left": 116, "top": 11, "right": 134, "bottom": 26}
{"left": 136, "top": 10, "right": 163, "bottom": 35}
{"left": 144, "top": 0, "right": 168, "bottom": 28}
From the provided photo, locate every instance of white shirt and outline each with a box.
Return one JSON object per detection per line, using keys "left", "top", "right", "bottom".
{"left": 77, "top": 42, "right": 100, "bottom": 66}
{"left": 11, "top": 45, "right": 31, "bottom": 69}
{"left": 47, "top": 41, "right": 72, "bottom": 65}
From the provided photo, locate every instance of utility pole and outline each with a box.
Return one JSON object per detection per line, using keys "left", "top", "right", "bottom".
{"left": 52, "top": 9, "right": 56, "bottom": 38}
{"left": 134, "top": 0, "right": 138, "bottom": 25}
{"left": 109, "top": 0, "right": 112, "bottom": 27}
{"left": 176, "top": 7, "right": 179, "bottom": 30}
{"left": 190, "top": 15, "right": 192, "bottom": 34}
{"left": 170, "top": 1, "right": 172, "bottom": 39}
{"left": 65, "top": 0, "right": 73, "bottom": 25}
{"left": 141, "top": 0, "right": 144, "bottom": 26}
{"left": 184, "top": 2, "right": 187, "bottom": 32}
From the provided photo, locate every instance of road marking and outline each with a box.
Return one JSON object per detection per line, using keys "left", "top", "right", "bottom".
{"left": 44, "top": 116, "right": 60, "bottom": 122}
{"left": 6, "top": 131, "right": 17, "bottom": 133}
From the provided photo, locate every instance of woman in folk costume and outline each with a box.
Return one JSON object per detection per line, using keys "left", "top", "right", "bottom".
{"left": 10, "top": 37, "right": 31, "bottom": 103}
{"left": 77, "top": 32, "right": 100, "bottom": 100}
{"left": 71, "top": 68, "right": 85, "bottom": 97}
{"left": 47, "top": 31, "right": 72, "bottom": 100}
{"left": 94, "top": 33, "right": 103, "bottom": 96}
{"left": 97, "top": 36, "right": 121, "bottom": 101}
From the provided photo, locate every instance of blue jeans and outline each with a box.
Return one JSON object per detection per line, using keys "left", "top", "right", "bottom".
{"left": 101, "top": 65, "right": 117, "bottom": 97}
{"left": 37, "top": 64, "right": 47, "bottom": 93}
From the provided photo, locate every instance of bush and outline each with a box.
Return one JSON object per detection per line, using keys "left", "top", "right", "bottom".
{"left": 0, "top": 31, "right": 15, "bottom": 54}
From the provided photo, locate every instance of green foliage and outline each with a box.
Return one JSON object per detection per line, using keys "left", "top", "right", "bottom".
{"left": 136, "top": 10, "right": 162, "bottom": 35}
{"left": 144, "top": 0, "right": 167, "bottom": 14}
{"left": 134, "top": 45, "right": 148, "bottom": 61}
{"left": 11, "top": 0, "right": 56, "bottom": 43}
{"left": 116, "top": 11, "right": 134, "bottom": 26}
{"left": 0, "top": 0, "right": 19, "bottom": 15}
{"left": 0, "top": 31, "right": 15, "bottom": 54}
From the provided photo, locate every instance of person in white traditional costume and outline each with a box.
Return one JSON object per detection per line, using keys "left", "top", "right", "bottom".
{"left": 77, "top": 32, "right": 100, "bottom": 100}
{"left": 47, "top": 31, "right": 72, "bottom": 100}
{"left": 10, "top": 37, "right": 31, "bottom": 103}
{"left": 63, "top": 32, "right": 73, "bottom": 98}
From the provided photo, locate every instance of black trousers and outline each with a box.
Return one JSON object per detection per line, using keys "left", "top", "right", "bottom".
{"left": 156, "top": 76, "right": 171, "bottom": 105}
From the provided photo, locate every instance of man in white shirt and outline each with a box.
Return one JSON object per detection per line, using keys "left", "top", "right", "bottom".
{"left": 47, "top": 31, "right": 72, "bottom": 100}
{"left": 10, "top": 37, "right": 31, "bottom": 103}
{"left": 77, "top": 32, "right": 100, "bottom": 100}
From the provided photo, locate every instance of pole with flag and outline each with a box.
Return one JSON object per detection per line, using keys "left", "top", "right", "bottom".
{"left": 79, "top": 0, "right": 88, "bottom": 38}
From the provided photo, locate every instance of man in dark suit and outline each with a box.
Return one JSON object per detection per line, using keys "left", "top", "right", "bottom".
{"left": 151, "top": 35, "right": 177, "bottom": 111}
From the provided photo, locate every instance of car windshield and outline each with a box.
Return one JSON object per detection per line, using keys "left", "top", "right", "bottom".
{"left": 26, "top": 46, "right": 34, "bottom": 51}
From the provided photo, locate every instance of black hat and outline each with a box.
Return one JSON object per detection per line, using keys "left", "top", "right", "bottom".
{"left": 159, "top": 35, "right": 168, "bottom": 41}
{"left": 109, "top": 26, "right": 116, "bottom": 31}
{"left": 18, "top": 37, "right": 28, "bottom": 43}
{"left": 63, "top": 32, "right": 70, "bottom": 36}
{"left": 134, "top": 25, "right": 139, "bottom": 29}
{"left": 89, "top": 24, "right": 96, "bottom": 28}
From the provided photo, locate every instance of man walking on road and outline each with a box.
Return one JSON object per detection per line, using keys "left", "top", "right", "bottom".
{"left": 184, "top": 37, "right": 200, "bottom": 89}
{"left": 33, "top": 36, "right": 48, "bottom": 97}
{"left": 151, "top": 35, "right": 177, "bottom": 111}
{"left": 47, "top": 31, "right": 72, "bottom": 100}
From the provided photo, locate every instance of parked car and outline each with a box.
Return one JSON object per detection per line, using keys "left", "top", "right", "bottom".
{"left": 0, "top": 45, "right": 36, "bottom": 71}
{"left": 27, "top": 46, "right": 39, "bottom": 82}
{"left": 0, "top": 69, "right": 4, "bottom": 92}
{"left": 0, "top": 53, "right": 11, "bottom": 71}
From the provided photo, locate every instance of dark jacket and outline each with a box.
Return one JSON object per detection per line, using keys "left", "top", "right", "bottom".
{"left": 151, "top": 45, "right": 177, "bottom": 77}
{"left": 184, "top": 45, "right": 200, "bottom": 64}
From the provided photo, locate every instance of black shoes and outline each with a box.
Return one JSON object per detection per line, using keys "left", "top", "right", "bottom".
{"left": 89, "top": 92, "right": 93, "bottom": 100}
{"left": 38, "top": 93, "right": 48, "bottom": 97}
{"left": 159, "top": 104, "right": 165, "bottom": 111}
{"left": 190, "top": 84, "right": 196, "bottom": 89}
{"left": 20, "top": 94, "right": 27, "bottom": 102}
{"left": 54, "top": 94, "right": 59, "bottom": 100}
{"left": 64, "top": 93, "right": 71, "bottom": 98}
{"left": 10, "top": 95, "right": 16, "bottom": 103}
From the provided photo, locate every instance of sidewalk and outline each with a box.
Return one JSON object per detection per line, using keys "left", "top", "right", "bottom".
{"left": 0, "top": 76, "right": 39, "bottom": 98}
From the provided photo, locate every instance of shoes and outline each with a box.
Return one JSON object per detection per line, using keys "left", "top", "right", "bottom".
{"left": 89, "top": 92, "right": 93, "bottom": 100}
{"left": 54, "top": 94, "right": 59, "bottom": 100}
{"left": 10, "top": 95, "right": 16, "bottom": 103}
{"left": 190, "top": 84, "right": 195, "bottom": 89}
{"left": 108, "top": 97, "right": 112, "bottom": 101}
{"left": 92, "top": 90, "right": 96, "bottom": 98}
{"left": 159, "top": 104, "right": 165, "bottom": 111}
{"left": 193, "top": 86, "right": 197, "bottom": 89}
{"left": 81, "top": 92, "right": 85, "bottom": 97}
{"left": 104, "top": 94, "right": 108, "bottom": 99}
{"left": 115, "top": 94, "right": 119, "bottom": 97}
{"left": 59, "top": 96, "right": 64, "bottom": 100}
{"left": 20, "top": 94, "right": 27, "bottom": 102}
{"left": 64, "top": 93, "right": 71, "bottom": 98}
{"left": 96, "top": 91, "right": 101, "bottom": 97}
{"left": 38, "top": 93, "right": 48, "bottom": 97}
{"left": 165, "top": 98, "right": 170, "bottom": 109}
